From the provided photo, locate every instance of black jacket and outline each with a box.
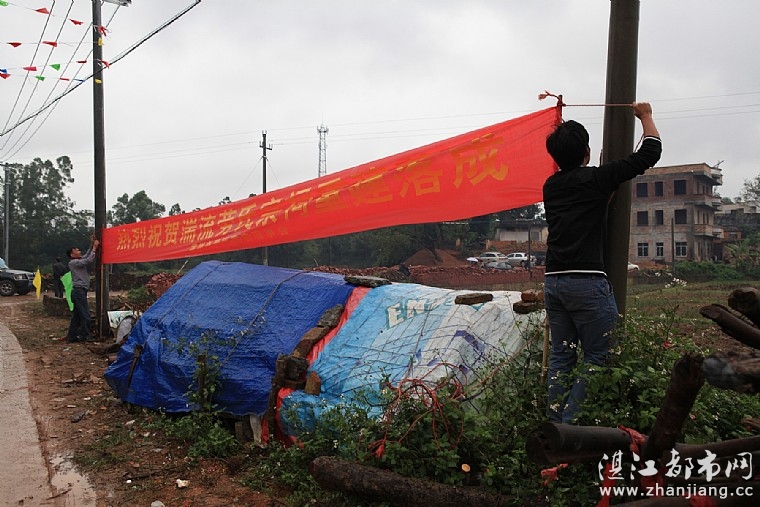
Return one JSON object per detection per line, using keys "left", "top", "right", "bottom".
{"left": 543, "top": 136, "right": 662, "bottom": 273}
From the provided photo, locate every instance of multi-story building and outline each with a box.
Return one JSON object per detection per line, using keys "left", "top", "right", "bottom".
{"left": 629, "top": 163, "right": 723, "bottom": 264}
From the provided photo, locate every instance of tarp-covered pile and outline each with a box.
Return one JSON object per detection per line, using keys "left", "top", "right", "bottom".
{"left": 279, "top": 284, "right": 533, "bottom": 435}
{"left": 104, "top": 261, "right": 354, "bottom": 416}
{"left": 104, "top": 261, "right": 541, "bottom": 438}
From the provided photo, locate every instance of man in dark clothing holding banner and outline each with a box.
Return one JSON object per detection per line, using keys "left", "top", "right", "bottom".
{"left": 65, "top": 236, "right": 100, "bottom": 343}
{"left": 542, "top": 102, "right": 661, "bottom": 424}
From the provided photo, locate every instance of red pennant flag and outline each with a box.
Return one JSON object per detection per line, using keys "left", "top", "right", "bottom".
{"left": 23, "top": 66, "right": 38, "bottom": 71}
{"left": 7, "top": 42, "right": 22, "bottom": 47}
{"left": 59, "top": 77, "right": 70, "bottom": 81}
{"left": 43, "top": 41, "right": 58, "bottom": 47}
{"left": 98, "top": 25, "right": 108, "bottom": 36}
{"left": 35, "top": 7, "right": 50, "bottom": 14}
{"left": 0, "top": 73, "right": 10, "bottom": 80}
{"left": 98, "top": 59, "right": 110, "bottom": 68}
{"left": 76, "top": 59, "right": 87, "bottom": 64}
{"left": 70, "top": 19, "right": 83, "bottom": 25}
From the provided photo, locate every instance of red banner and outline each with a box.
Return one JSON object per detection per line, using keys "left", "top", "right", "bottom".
{"left": 102, "top": 106, "right": 561, "bottom": 264}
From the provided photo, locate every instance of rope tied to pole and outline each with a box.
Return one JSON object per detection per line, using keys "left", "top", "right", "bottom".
{"left": 539, "top": 90, "right": 634, "bottom": 108}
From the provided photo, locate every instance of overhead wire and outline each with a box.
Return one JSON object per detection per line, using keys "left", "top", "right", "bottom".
{"left": 0, "top": 0, "right": 58, "bottom": 153}
{"left": 2, "top": 0, "right": 79, "bottom": 158}
{"left": 0, "top": 0, "right": 202, "bottom": 158}
{"left": 2, "top": 2, "right": 122, "bottom": 160}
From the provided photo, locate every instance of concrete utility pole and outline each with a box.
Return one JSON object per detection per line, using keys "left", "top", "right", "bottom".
{"left": 260, "top": 131, "right": 272, "bottom": 266}
{"left": 603, "top": 0, "right": 640, "bottom": 318}
{"left": 2, "top": 163, "right": 9, "bottom": 262}
{"left": 92, "top": 0, "right": 109, "bottom": 338}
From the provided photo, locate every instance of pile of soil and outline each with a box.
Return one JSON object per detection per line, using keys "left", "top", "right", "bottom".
{"left": 403, "top": 249, "right": 469, "bottom": 267}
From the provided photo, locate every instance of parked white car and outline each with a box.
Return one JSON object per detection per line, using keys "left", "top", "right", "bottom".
{"left": 505, "top": 252, "right": 537, "bottom": 268}
{"left": 476, "top": 251, "right": 507, "bottom": 263}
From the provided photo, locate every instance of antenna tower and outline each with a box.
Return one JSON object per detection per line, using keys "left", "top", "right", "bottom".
{"left": 317, "top": 124, "right": 329, "bottom": 177}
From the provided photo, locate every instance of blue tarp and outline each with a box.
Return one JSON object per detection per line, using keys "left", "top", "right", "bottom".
{"left": 280, "top": 284, "right": 534, "bottom": 435}
{"left": 104, "top": 261, "right": 354, "bottom": 416}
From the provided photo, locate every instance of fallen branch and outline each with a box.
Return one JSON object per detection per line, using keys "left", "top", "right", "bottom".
{"left": 699, "top": 304, "right": 760, "bottom": 350}
{"left": 703, "top": 350, "right": 760, "bottom": 393}
{"left": 309, "top": 456, "right": 508, "bottom": 507}
{"left": 728, "top": 287, "right": 760, "bottom": 329}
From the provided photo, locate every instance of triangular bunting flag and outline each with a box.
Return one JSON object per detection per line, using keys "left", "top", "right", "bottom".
{"left": 35, "top": 7, "right": 50, "bottom": 15}
{"left": 0, "top": 1, "right": 9, "bottom": 6}
{"left": 43, "top": 41, "right": 57, "bottom": 47}
{"left": 35, "top": 76, "right": 45, "bottom": 81}
{"left": 0, "top": 73, "right": 10, "bottom": 79}
{"left": 70, "top": 19, "right": 83, "bottom": 25}
{"left": 8, "top": 42, "right": 22, "bottom": 47}
{"left": 23, "top": 66, "right": 37, "bottom": 71}
{"left": 50, "top": 63, "right": 60, "bottom": 71}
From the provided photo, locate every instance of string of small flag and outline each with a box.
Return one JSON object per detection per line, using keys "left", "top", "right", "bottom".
{"left": 0, "top": 1, "right": 85, "bottom": 25}
{"left": 0, "top": 2, "right": 111, "bottom": 83}
{"left": 0, "top": 59, "right": 110, "bottom": 81}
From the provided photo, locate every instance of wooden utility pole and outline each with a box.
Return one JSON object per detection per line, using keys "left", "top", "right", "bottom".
{"left": 92, "top": 0, "right": 109, "bottom": 338}
{"left": 603, "top": 0, "right": 640, "bottom": 317}
{"left": 260, "top": 131, "right": 272, "bottom": 265}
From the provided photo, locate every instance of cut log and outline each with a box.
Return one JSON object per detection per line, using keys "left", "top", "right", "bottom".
{"left": 699, "top": 304, "right": 760, "bottom": 350}
{"left": 309, "top": 456, "right": 509, "bottom": 507}
{"left": 702, "top": 350, "right": 760, "bottom": 393}
{"left": 641, "top": 353, "right": 704, "bottom": 466}
{"left": 728, "top": 287, "right": 760, "bottom": 328}
{"left": 526, "top": 423, "right": 635, "bottom": 465}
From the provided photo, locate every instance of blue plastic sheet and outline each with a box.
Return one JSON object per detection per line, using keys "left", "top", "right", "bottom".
{"left": 104, "top": 261, "right": 354, "bottom": 416}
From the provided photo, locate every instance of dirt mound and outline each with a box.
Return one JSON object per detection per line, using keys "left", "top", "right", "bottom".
{"left": 404, "top": 249, "right": 468, "bottom": 267}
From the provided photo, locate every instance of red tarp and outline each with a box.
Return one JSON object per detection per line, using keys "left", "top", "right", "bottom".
{"left": 102, "top": 106, "right": 561, "bottom": 264}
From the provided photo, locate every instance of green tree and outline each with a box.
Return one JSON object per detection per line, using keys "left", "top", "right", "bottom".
{"left": 109, "top": 190, "right": 166, "bottom": 225}
{"left": 498, "top": 203, "right": 544, "bottom": 221}
{"left": 169, "top": 203, "right": 183, "bottom": 216}
{"left": 740, "top": 174, "right": 760, "bottom": 202}
{"left": 0, "top": 157, "right": 90, "bottom": 270}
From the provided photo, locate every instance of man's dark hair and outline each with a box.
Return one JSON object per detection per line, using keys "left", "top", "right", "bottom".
{"left": 546, "top": 119, "right": 590, "bottom": 170}
{"left": 66, "top": 248, "right": 74, "bottom": 258}
{"left": 55, "top": 256, "right": 60, "bottom": 262}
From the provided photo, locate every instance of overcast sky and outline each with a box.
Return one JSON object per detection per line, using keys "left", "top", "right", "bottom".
{"left": 1, "top": 0, "right": 758, "bottom": 214}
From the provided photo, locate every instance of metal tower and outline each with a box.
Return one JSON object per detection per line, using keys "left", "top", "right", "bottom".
{"left": 317, "top": 124, "right": 329, "bottom": 177}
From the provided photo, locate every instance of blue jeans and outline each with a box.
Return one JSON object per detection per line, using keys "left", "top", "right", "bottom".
{"left": 67, "top": 287, "right": 91, "bottom": 341}
{"left": 544, "top": 274, "right": 618, "bottom": 423}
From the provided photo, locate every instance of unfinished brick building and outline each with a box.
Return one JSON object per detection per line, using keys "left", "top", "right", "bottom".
{"left": 629, "top": 163, "right": 723, "bottom": 265}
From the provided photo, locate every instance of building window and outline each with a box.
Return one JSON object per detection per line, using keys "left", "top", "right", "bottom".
{"left": 637, "top": 243, "right": 649, "bottom": 257}
{"left": 654, "top": 181, "right": 664, "bottom": 196}
{"left": 674, "top": 179, "right": 687, "bottom": 195}
{"left": 675, "top": 242, "right": 687, "bottom": 257}
{"left": 674, "top": 209, "right": 687, "bottom": 224}
{"left": 655, "top": 210, "right": 664, "bottom": 225}
{"left": 636, "top": 182, "right": 648, "bottom": 197}
{"left": 636, "top": 211, "right": 648, "bottom": 226}
{"left": 656, "top": 242, "right": 664, "bottom": 257}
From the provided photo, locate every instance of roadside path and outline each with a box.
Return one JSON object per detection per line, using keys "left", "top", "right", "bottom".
{"left": 0, "top": 320, "right": 55, "bottom": 506}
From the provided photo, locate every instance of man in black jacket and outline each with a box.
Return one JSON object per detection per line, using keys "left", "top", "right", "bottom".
{"left": 542, "top": 102, "right": 661, "bottom": 423}
{"left": 52, "top": 256, "right": 68, "bottom": 298}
